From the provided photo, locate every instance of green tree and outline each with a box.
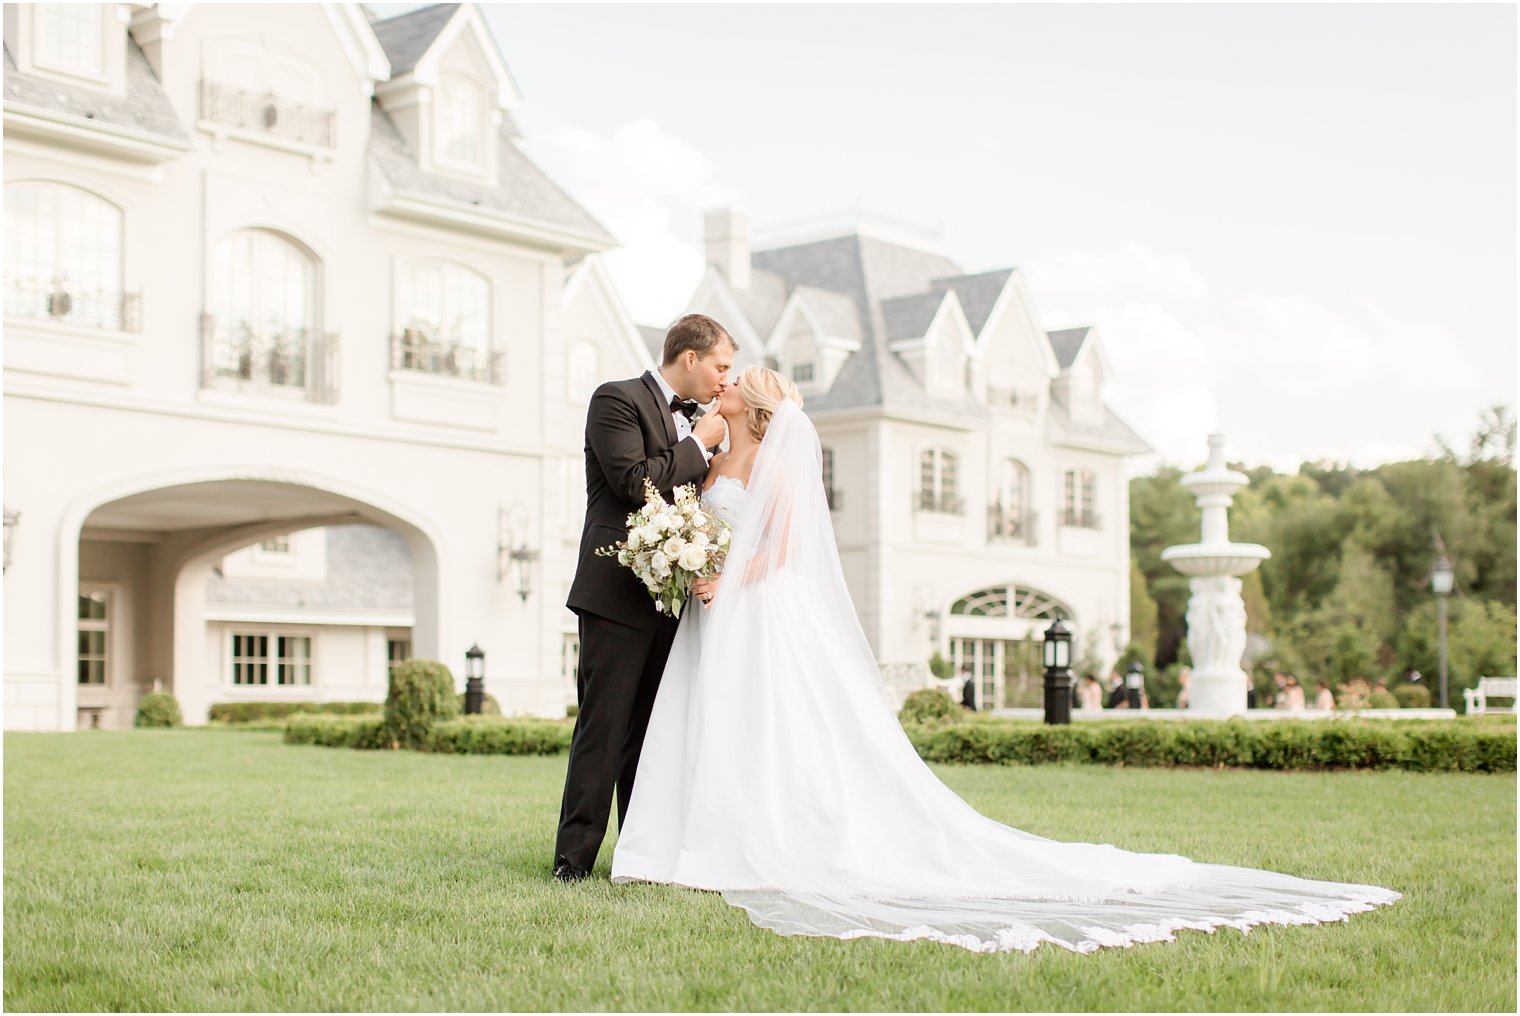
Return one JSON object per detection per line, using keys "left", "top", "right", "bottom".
{"left": 1128, "top": 556, "right": 1158, "bottom": 665}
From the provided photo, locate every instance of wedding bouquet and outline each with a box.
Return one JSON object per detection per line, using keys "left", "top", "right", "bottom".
{"left": 597, "top": 479, "right": 731, "bottom": 618}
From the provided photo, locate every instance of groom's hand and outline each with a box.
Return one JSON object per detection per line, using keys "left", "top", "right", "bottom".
{"left": 693, "top": 411, "right": 727, "bottom": 451}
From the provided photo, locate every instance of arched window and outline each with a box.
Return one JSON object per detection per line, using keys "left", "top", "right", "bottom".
{"left": 4, "top": 182, "right": 130, "bottom": 330}
{"left": 990, "top": 459, "right": 1033, "bottom": 543}
{"left": 208, "top": 229, "right": 317, "bottom": 391}
{"left": 395, "top": 259, "right": 496, "bottom": 383}
{"left": 437, "top": 75, "right": 484, "bottom": 168}
{"left": 1061, "top": 467, "right": 1099, "bottom": 529}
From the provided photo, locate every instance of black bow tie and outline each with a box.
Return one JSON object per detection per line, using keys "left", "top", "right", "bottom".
{"left": 669, "top": 395, "right": 699, "bottom": 422}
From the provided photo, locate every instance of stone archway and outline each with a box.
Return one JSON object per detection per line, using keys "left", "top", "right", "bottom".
{"left": 61, "top": 469, "right": 444, "bottom": 728}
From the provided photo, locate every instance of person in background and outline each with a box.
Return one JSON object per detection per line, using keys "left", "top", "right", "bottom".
{"left": 1107, "top": 670, "right": 1128, "bottom": 709}
{"left": 1314, "top": 679, "right": 1335, "bottom": 711}
{"left": 959, "top": 664, "right": 977, "bottom": 712}
{"left": 1246, "top": 671, "right": 1258, "bottom": 709}
{"left": 1284, "top": 674, "right": 1306, "bottom": 711}
{"left": 1078, "top": 673, "right": 1104, "bottom": 711}
{"left": 1272, "top": 671, "right": 1289, "bottom": 709}
{"left": 1176, "top": 666, "right": 1192, "bottom": 710}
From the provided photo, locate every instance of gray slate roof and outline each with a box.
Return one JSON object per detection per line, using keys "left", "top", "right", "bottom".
{"left": 2, "top": 41, "right": 190, "bottom": 145}
{"left": 931, "top": 268, "right": 1013, "bottom": 336}
{"left": 792, "top": 285, "right": 863, "bottom": 341}
{"left": 638, "top": 324, "right": 666, "bottom": 362}
{"left": 368, "top": 102, "right": 614, "bottom": 246}
{"left": 747, "top": 234, "right": 988, "bottom": 418}
{"left": 207, "top": 526, "right": 414, "bottom": 613}
{"left": 1046, "top": 394, "right": 1152, "bottom": 454}
{"left": 880, "top": 291, "right": 945, "bottom": 342}
{"left": 729, "top": 269, "right": 788, "bottom": 342}
{"left": 1047, "top": 326, "right": 1092, "bottom": 368}
{"left": 370, "top": 3, "right": 460, "bottom": 75}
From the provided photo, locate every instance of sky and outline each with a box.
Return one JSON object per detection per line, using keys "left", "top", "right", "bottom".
{"left": 383, "top": 2, "right": 1517, "bottom": 472}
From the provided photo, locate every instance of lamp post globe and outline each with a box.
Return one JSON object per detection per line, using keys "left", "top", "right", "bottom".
{"left": 1042, "top": 619, "right": 1074, "bottom": 725}
{"left": 464, "top": 643, "right": 485, "bottom": 715}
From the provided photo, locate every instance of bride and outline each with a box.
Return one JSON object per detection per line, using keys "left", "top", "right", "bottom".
{"left": 610, "top": 366, "right": 1400, "bottom": 954}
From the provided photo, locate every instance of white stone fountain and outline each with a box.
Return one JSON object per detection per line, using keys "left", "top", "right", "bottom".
{"left": 1161, "top": 434, "right": 1270, "bottom": 717}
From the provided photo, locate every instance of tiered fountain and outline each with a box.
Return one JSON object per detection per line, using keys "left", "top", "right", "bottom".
{"left": 1161, "top": 434, "right": 1270, "bottom": 717}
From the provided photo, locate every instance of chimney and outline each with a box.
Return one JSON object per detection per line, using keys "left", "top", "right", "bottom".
{"left": 704, "top": 207, "right": 751, "bottom": 291}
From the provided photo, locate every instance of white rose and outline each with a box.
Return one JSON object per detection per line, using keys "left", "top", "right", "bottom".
{"left": 690, "top": 511, "right": 707, "bottom": 527}
{"left": 639, "top": 524, "right": 661, "bottom": 546}
{"left": 678, "top": 545, "right": 707, "bottom": 571}
{"left": 651, "top": 552, "right": 671, "bottom": 576}
{"left": 691, "top": 531, "right": 710, "bottom": 548}
{"left": 663, "top": 536, "right": 686, "bottom": 558}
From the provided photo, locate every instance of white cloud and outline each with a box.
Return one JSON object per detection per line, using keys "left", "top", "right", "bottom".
{"left": 523, "top": 119, "right": 738, "bottom": 323}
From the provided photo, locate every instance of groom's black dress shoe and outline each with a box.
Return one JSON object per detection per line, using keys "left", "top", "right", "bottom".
{"left": 553, "top": 863, "right": 590, "bottom": 884}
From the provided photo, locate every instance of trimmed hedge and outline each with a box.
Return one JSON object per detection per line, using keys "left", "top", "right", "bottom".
{"left": 384, "top": 660, "right": 458, "bottom": 749}
{"left": 427, "top": 716, "right": 573, "bottom": 756}
{"left": 455, "top": 692, "right": 502, "bottom": 716}
{"left": 899, "top": 688, "right": 960, "bottom": 725}
{"left": 135, "top": 692, "right": 182, "bottom": 728}
{"left": 902, "top": 719, "right": 1516, "bottom": 773}
{"left": 283, "top": 715, "right": 389, "bottom": 749}
{"left": 209, "top": 701, "right": 383, "bottom": 724}
{"left": 1394, "top": 684, "right": 1433, "bottom": 709}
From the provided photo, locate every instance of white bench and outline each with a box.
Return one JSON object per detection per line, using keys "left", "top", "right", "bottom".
{"left": 1464, "top": 676, "right": 1517, "bottom": 715}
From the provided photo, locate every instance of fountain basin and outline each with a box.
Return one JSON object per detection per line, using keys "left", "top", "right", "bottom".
{"left": 1161, "top": 542, "right": 1269, "bottom": 577}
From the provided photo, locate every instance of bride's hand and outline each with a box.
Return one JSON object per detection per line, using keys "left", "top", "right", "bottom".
{"left": 692, "top": 575, "right": 722, "bottom": 607}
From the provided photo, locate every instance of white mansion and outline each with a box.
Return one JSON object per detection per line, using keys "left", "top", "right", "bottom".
{"left": 3, "top": 3, "right": 1149, "bottom": 731}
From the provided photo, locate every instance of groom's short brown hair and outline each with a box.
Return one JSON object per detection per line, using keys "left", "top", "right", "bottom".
{"left": 662, "top": 314, "right": 738, "bottom": 365}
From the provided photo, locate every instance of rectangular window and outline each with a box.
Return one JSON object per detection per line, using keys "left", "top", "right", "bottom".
{"left": 231, "top": 633, "right": 312, "bottom": 686}
{"left": 821, "top": 446, "right": 838, "bottom": 511}
{"left": 77, "top": 590, "right": 108, "bottom": 685}
{"left": 792, "top": 362, "right": 815, "bottom": 383}
{"left": 387, "top": 637, "right": 412, "bottom": 673}
{"left": 231, "top": 633, "right": 269, "bottom": 686}
{"left": 38, "top": 5, "right": 102, "bottom": 76}
{"left": 259, "top": 536, "right": 290, "bottom": 553}
{"left": 276, "top": 636, "right": 312, "bottom": 686}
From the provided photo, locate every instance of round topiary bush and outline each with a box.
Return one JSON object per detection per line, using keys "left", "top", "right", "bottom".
{"left": 899, "top": 687, "right": 959, "bottom": 725}
{"left": 1394, "top": 684, "right": 1432, "bottom": 709}
{"left": 385, "top": 659, "right": 459, "bottom": 749}
{"left": 135, "top": 692, "right": 182, "bottom": 728}
{"left": 1368, "top": 690, "right": 1400, "bottom": 709}
{"left": 455, "top": 691, "right": 502, "bottom": 716}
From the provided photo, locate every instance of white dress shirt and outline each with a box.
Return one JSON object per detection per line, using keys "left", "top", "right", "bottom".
{"left": 651, "top": 370, "right": 713, "bottom": 463}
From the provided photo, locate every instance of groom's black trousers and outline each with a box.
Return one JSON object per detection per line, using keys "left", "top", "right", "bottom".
{"left": 554, "top": 609, "right": 678, "bottom": 873}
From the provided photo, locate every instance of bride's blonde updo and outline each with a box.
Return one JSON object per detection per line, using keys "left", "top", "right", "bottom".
{"left": 734, "top": 366, "right": 803, "bottom": 442}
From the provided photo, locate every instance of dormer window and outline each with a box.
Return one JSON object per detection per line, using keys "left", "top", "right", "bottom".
{"left": 792, "top": 362, "right": 815, "bottom": 384}
{"left": 37, "top": 5, "right": 103, "bottom": 77}
{"left": 436, "top": 75, "right": 485, "bottom": 169}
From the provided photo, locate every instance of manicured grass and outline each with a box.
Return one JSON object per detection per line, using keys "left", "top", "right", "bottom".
{"left": 5, "top": 731, "right": 1514, "bottom": 1012}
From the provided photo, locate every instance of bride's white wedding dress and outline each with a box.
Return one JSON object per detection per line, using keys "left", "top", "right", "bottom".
{"left": 610, "top": 401, "right": 1399, "bottom": 954}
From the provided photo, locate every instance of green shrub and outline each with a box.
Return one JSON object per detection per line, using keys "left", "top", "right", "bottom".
{"left": 927, "top": 651, "right": 953, "bottom": 680}
{"left": 1368, "top": 690, "right": 1401, "bottom": 709}
{"left": 426, "top": 716, "right": 573, "bottom": 756}
{"left": 455, "top": 692, "right": 502, "bottom": 716}
{"left": 1394, "top": 684, "right": 1432, "bottom": 709}
{"left": 902, "top": 718, "right": 1513, "bottom": 773}
{"left": 566, "top": 703, "right": 579, "bottom": 719}
{"left": 208, "top": 701, "right": 382, "bottom": 724}
{"left": 134, "top": 692, "right": 182, "bottom": 728}
{"left": 284, "top": 715, "right": 389, "bottom": 749}
{"left": 899, "top": 688, "right": 959, "bottom": 725}
{"left": 384, "top": 659, "right": 459, "bottom": 749}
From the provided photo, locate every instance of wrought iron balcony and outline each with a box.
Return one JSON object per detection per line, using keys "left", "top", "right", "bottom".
{"left": 915, "top": 489, "right": 965, "bottom": 516}
{"left": 201, "top": 314, "right": 338, "bottom": 403}
{"left": 392, "top": 329, "right": 504, "bottom": 385}
{"left": 1060, "top": 507, "right": 1102, "bottom": 530}
{"left": 988, "top": 504, "right": 1037, "bottom": 545}
{"left": 200, "top": 80, "right": 336, "bottom": 148}
{"left": 4, "top": 275, "right": 141, "bottom": 332}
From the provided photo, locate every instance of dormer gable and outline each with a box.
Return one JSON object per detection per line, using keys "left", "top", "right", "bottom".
{"left": 766, "top": 286, "right": 863, "bottom": 395}
{"left": 1048, "top": 325, "right": 1113, "bottom": 426}
{"left": 884, "top": 290, "right": 974, "bottom": 399}
{"left": 4, "top": 3, "right": 133, "bottom": 97}
{"left": 372, "top": 3, "right": 520, "bottom": 186}
{"left": 684, "top": 265, "right": 767, "bottom": 370}
{"left": 964, "top": 268, "right": 1059, "bottom": 412}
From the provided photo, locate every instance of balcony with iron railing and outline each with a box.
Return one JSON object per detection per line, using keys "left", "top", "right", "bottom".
{"left": 1060, "top": 507, "right": 1102, "bottom": 530}
{"left": 201, "top": 314, "right": 338, "bottom": 403}
{"left": 200, "top": 80, "right": 337, "bottom": 148}
{"left": 915, "top": 488, "right": 965, "bottom": 516}
{"left": 5, "top": 275, "right": 141, "bottom": 332}
{"left": 988, "top": 504, "right": 1038, "bottom": 546}
{"left": 391, "top": 329, "right": 504, "bottom": 385}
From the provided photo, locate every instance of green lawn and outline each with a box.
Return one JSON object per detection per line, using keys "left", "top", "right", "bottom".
{"left": 5, "top": 731, "right": 1515, "bottom": 1012}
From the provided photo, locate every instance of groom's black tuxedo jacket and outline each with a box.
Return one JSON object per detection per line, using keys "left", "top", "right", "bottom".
{"left": 566, "top": 371, "right": 709, "bottom": 629}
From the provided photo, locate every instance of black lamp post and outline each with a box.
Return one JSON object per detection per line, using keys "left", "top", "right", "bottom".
{"left": 1042, "top": 619, "right": 1073, "bottom": 725}
{"left": 1125, "top": 662, "right": 1145, "bottom": 710}
{"left": 1431, "top": 555, "right": 1453, "bottom": 709}
{"left": 464, "top": 643, "right": 485, "bottom": 715}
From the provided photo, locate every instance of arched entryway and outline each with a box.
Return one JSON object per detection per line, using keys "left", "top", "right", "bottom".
{"left": 62, "top": 470, "right": 443, "bottom": 728}
{"left": 944, "top": 583, "right": 1072, "bottom": 709}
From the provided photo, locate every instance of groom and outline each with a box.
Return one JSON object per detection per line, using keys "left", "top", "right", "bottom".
{"left": 553, "top": 313, "right": 736, "bottom": 882}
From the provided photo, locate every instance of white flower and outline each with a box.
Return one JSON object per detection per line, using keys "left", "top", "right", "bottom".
{"left": 638, "top": 524, "right": 661, "bottom": 546}
{"left": 690, "top": 531, "right": 710, "bottom": 548}
{"left": 662, "top": 536, "right": 686, "bottom": 558}
{"left": 654, "top": 600, "right": 665, "bottom": 613}
{"left": 627, "top": 530, "right": 643, "bottom": 551}
{"left": 691, "top": 511, "right": 707, "bottom": 527}
{"left": 617, "top": 549, "right": 633, "bottom": 566}
{"left": 718, "top": 528, "right": 731, "bottom": 546}
{"left": 651, "top": 552, "right": 671, "bottom": 576}
{"left": 677, "top": 545, "right": 707, "bottom": 571}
